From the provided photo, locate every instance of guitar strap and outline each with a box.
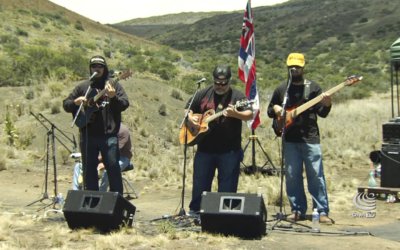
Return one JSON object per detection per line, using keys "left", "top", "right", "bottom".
{"left": 303, "top": 79, "right": 311, "bottom": 101}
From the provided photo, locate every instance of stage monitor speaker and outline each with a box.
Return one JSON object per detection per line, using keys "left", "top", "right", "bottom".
{"left": 63, "top": 190, "right": 136, "bottom": 232}
{"left": 381, "top": 143, "right": 400, "bottom": 188}
{"left": 200, "top": 192, "right": 267, "bottom": 238}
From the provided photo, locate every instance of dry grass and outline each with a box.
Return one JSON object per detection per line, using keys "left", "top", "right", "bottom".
{"left": 0, "top": 76, "right": 399, "bottom": 248}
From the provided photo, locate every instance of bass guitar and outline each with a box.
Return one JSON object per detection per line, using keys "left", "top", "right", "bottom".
{"left": 179, "top": 99, "right": 254, "bottom": 146}
{"left": 75, "top": 70, "right": 132, "bottom": 128}
{"left": 272, "top": 75, "right": 363, "bottom": 136}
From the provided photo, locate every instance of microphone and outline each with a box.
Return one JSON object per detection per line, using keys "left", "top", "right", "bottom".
{"left": 89, "top": 71, "right": 98, "bottom": 80}
{"left": 195, "top": 78, "right": 206, "bottom": 85}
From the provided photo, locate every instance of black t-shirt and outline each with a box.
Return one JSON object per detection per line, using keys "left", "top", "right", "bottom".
{"left": 186, "top": 85, "right": 249, "bottom": 153}
{"left": 267, "top": 80, "right": 331, "bottom": 143}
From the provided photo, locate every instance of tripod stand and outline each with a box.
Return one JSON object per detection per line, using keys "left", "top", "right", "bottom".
{"left": 27, "top": 112, "right": 76, "bottom": 211}
{"left": 241, "top": 129, "right": 277, "bottom": 175}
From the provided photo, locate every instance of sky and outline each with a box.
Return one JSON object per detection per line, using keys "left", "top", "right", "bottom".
{"left": 49, "top": 0, "right": 289, "bottom": 24}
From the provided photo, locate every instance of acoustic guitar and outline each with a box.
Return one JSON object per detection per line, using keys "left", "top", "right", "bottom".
{"left": 179, "top": 99, "right": 254, "bottom": 146}
{"left": 75, "top": 70, "right": 132, "bottom": 128}
{"left": 272, "top": 75, "right": 363, "bottom": 136}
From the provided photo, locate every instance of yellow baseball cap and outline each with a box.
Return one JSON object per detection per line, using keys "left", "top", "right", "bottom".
{"left": 286, "top": 53, "right": 305, "bottom": 67}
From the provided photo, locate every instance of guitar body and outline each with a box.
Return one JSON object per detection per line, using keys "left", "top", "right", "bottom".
{"left": 272, "top": 108, "right": 295, "bottom": 136}
{"left": 179, "top": 110, "right": 215, "bottom": 146}
{"left": 179, "top": 99, "right": 254, "bottom": 146}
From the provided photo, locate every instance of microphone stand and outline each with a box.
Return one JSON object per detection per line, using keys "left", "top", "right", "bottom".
{"left": 177, "top": 80, "right": 203, "bottom": 217}
{"left": 27, "top": 112, "right": 76, "bottom": 211}
{"left": 71, "top": 72, "right": 97, "bottom": 128}
{"left": 149, "top": 79, "right": 204, "bottom": 225}
{"left": 270, "top": 69, "right": 311, "bottom": 230}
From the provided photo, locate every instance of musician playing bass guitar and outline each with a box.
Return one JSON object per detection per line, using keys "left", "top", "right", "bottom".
{"left": 184, "top": 64, "right": 253, "bottom": 216}
{"left": 63, "top": 55, "right": 129, "bottom": 195}
{"left": 267, "top": 53, "right": 334, "bottom": 224}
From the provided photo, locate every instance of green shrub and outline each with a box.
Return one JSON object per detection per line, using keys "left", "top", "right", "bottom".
{"left": 74, "top": 21, "right": 84, "bottom": 31}
{"left": 16, "top": 27, "right": 28, "bottom": 37}
{"left": 25, "top": 89, "right": 35, "bottom": 100}
{"left": 4, "top": 110, "right": 18, "bottom": 147}
{"left": 158, "top": 104, "right": 167, "bottom": 116}
{"left": 50, "top": 102, "right": 60, "bottom": 114}
{"left": 171, "top": 89, "right": 183, "bottom": 100}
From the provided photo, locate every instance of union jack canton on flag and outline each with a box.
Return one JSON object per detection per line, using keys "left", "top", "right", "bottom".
{"left": 238, "top": 0, "right": 260, "bottom": 130}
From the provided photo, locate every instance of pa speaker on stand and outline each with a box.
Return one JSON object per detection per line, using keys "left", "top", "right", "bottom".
{"left": 200, "top": 192, "right": 267, "bottom": 238}
{"left": 63, "top": 190, "right": 136, "bottom": 232}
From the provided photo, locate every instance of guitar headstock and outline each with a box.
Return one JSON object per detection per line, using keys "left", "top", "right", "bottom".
{"left": 115, "top": 69, "right": 133, "bottom": 81}
{"left": 235, "top": 99, "right": 255, "bottom": 109}
{"left": 345, "top": 75, "right": 363, "bottom": 86}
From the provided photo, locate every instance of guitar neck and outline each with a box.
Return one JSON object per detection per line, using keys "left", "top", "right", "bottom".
{"left": 205, "top": 110, "right": 224, "bottom": 123}
{"left": 294, "top": 81, "right": 346, "bottom": 116}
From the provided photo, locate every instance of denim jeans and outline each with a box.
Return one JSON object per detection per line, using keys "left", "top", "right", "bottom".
{"left": 189, "top": 149, "right": 242, "bottom": 212}
{"left": 72, "top": 156, "right": 131, "bottom": 192}
{"left": 284, "top": 142, "right": 329, "bottom": 215}
{"left": 99, "top": 156, "right": 130, "bottom": 191}
{"left": 80, "top": 135, "right": 123, "bottom": 194}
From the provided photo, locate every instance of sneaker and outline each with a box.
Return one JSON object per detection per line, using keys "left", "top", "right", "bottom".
{"left": 286, "top": 212, "right": 305, "bottom": 222}
{"left": 319, "top": 215, "right": 334, "bottom": 224}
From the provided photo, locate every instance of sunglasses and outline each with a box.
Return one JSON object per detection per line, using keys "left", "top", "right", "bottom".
{"left": 214, "top": 79, "right": 229, "bottom": 86}
{"left": 91, "top": 64, "right": 104, "bottom": 69}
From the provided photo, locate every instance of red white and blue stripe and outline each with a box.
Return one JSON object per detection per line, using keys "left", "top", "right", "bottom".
{"left": 238, "top": 0, "right": 260, "bottom": 129}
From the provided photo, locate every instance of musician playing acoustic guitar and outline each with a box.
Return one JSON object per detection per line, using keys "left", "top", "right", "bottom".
{"left": 63, "top": 55, "right": 129, "bottom": 195}
{"left": 184, "top": 65, "right": 253, "bottom": 216}
{"left": 267, "top": 53, "right": 334, "bottom": 224}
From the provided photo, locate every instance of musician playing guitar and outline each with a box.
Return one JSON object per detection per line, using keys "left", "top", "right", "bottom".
{"left": 63, "top": 55, "right": 130, "bottom": 195}
{"left": 267, "top": 53, "right": 334, "bottom": 224}
{"left": 184, "top": 65, "right": 253, "bottom": 216}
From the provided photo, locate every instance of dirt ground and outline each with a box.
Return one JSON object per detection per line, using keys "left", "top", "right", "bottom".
{"left": 1, "top": 160, "right": 400, "bottom": 250}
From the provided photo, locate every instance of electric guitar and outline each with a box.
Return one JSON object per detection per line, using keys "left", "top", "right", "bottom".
{"left": 272, "top": 75, "right": 363, "bottom": 136}
{"left": 75, "top": 70, "right": 132, "bottom": 128}
{"left": 179, "top": 99, "right": 254, "bottom": 146}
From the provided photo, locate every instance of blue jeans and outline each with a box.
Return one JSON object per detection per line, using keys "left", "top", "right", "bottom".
{"left": 80, "top": 135, "right": 123, "bottom": 194}
{"left": 72, "top": 156, "right": 131, "bottom": 191}
{"left": 284, "top": 142, "right": 329, "bottom": 215}
{"left": 189, "top": 149, "right": 243, "bottom": 212}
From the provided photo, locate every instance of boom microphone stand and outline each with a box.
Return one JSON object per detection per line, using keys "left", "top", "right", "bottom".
{"left": 27, "top": 112, "right": 76, "bottom": 210}
{"left": 269, "top": 69, "right": 310, "bottom": 230}
{"left": 151, "top": 78, "right": 205, "bottom": 226}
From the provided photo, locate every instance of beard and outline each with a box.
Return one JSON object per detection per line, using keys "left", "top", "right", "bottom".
{"left": 291, "top": 75, "right": 304, "bottom": 83}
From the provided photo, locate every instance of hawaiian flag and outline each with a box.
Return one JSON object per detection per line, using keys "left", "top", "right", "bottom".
{"left": 238, "top": 0, "right": 260, "bottom": 130}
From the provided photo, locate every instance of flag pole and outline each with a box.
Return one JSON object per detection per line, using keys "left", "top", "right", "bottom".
{"left": 238, "top": 0, "right": 276, "bottom": 175}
